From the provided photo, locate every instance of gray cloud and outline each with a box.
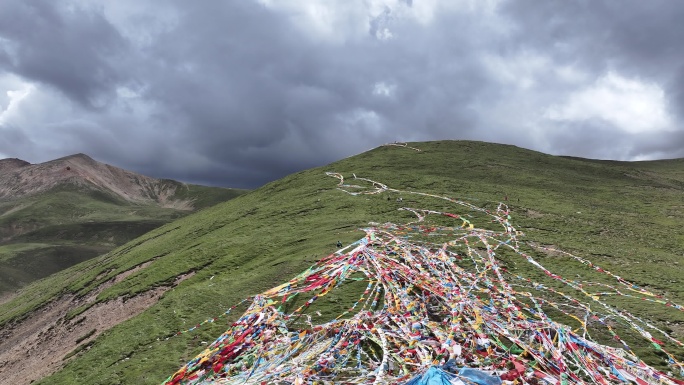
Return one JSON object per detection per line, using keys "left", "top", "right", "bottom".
{"left": 500, "top": 0, "right": 684, "bottom": 159}
{"left": 0, "top": 0, "right": 683, "bottom": 188}
{"left": 0, "top": 0, "right": 129, "bottom": 108}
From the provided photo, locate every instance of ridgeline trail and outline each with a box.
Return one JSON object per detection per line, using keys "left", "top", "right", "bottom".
{"left": 162, "top": 173, "right": 684, "bottom": 385}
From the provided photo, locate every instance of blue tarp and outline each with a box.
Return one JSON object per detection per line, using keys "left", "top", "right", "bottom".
{"left": 404, "top": 367, "right": 455, "bottom": 385}
{"left": 457, "top": 368, "right": 502, "bottom": 385}
{"left": 443, "top": 360, "right": 503, "bottom": 385}
{"left": 404, "top": 366, "right": 503, "bottom": 385}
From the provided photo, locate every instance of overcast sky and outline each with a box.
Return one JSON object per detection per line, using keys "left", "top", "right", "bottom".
{"left": 1, "top": 1, "right": 683, "bottom": 188}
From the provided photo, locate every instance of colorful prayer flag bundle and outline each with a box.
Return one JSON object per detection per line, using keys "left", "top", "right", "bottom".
{"left": 163, "top": 174, "right": 683, "bottom": 385}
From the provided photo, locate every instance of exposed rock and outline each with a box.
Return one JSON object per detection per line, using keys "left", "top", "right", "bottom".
{"left": 0, "top": 153, "right": 194, "bottom": 209}
{"left": 0, "top": 158, "right": 30, "bottom": 174}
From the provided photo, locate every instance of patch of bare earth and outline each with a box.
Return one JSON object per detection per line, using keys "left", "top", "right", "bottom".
{"left": 528, "top": 241, "right": 565, "bottom": 257}
{"left": 525, "top": 209, "right": 545, "bottom": 219}
{"left": 93, "top": 260, "right": 155, "bottom": 290}
{"left": 669, "top": 322, "right": 684, "bottom": 339}
{"left": 0, "top": 292, "right": 16, "bottom": 306}
{"left": 0, "top": 266, "right": 194, "bottom": 385}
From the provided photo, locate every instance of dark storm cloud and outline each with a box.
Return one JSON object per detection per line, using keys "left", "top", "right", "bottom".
{"left": 0, "top": 0, "right": 129, "bottom": 108}
{"left": 120, "top": 1, "right": 489, "bottom": 186}
{"left": 502, "top": 1, "right": 684, "bottom": 73}
{"left": 0, "top": 0, "right": 683, "bottom": 188}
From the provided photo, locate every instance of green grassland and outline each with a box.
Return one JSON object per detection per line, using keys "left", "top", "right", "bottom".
{"left": 1, "top": 140, "right": 682, "bottom": 384}
{"left": 0, "top": 182, "right": 246, "bottom": 296}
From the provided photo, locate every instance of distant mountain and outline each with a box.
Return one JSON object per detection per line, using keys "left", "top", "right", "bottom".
{"left": 2, "top": 153, "right": 202, "bottom": 207}
{"left": 0, "top": 153, "right": 247, "bottom": 295}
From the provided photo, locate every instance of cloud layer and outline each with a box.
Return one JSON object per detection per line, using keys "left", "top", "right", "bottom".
{"left": 1, "top": 0, "right": 682, "bottom": 187}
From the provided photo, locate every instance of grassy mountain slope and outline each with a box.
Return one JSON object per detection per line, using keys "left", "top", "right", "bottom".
{"left": 1, "top": 141, "right": 682, "bottom": 384}
{"left": 0, "top": 154, "right": 246, "bottom": 295}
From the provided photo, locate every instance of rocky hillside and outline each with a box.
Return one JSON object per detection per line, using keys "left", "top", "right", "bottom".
{"left": 0, "top": 158, "right": 30, "bottom": 174}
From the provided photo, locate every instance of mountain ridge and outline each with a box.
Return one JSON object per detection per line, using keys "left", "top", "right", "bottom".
{"left": 1, "top": 153, "right": 195, "bottom": 209}
{"left": 0, "top": 158, "right": 30, "bottom": 173}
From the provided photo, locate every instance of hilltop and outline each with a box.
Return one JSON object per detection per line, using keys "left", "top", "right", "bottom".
{"left": 0, "top": 153, "right": 246, "bottom": 296}
{"left": 0, "top": 158, "right": 31, "bottom": 174}
{"left": 0, "top": 141, "right": 682, "bottom": 384}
